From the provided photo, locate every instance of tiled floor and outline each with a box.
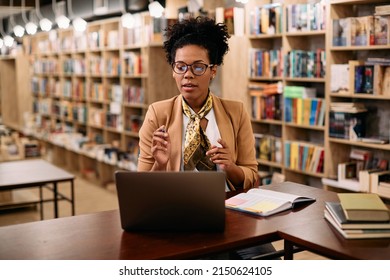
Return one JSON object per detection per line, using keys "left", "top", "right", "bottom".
{"left": 0, "top": 173, "right": 327, "bottom": 260}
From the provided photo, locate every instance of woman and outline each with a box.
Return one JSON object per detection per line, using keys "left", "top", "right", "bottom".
{"left": 137, "top": 17, "right": 258, "bottom": 190}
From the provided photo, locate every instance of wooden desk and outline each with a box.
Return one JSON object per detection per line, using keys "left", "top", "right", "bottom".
{"left": 0, "top": 159, "right": 75, "bottom": 219}
{"left": 0, "top": 182, "right": 333, "bottom": 260}
{"left": 280, "top": 217, "right": 390, "bottom": 260}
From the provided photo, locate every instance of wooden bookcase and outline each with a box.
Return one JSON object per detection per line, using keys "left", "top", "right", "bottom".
{"left": 324, "top": 0, "right": 390, "bottom": 198}
{"left": 0, "top": 55, "right": 31, "bottom": 131}
{"left": 245, "top": 0, "right": 327, "bottom": 187}
{"left": 24, "top": 15, "right": 177, "bottom": 186}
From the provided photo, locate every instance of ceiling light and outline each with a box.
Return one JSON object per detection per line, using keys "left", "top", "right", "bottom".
{"left": 67, "top": 0, "right": 87, "bottom": 33}
{"left": 0, "top": 16, "right": 13, "bottom": 48}
{"left": 56, "top": 15, "right": 70, "bottom": 29}
{"left": 9, "top": 0, "right": 25, "bottom": 37}
{"left": 121, "top": 13, "right": 135, "bottom": 29}
{"left": 26, "top": 21, "right": 38, "bottom": 35}
{"left": 24, "top": 6, "right": 38, "bottom": 35}
{"left": 39, "top": 18, "right": 52, "bottom": 32}
{"left": 36, "top": 0, "right": 52, "bottom": 32}
{"left": 13, "top": 25, "right": 25, "bottom": 37}
{"left": 148, "top": 1, "right": 165, "bottom": 18}
{"left": 4, "top": 35, "right": 14, "bottom": 47}
{"left": 120, "top": 0, "right": 134, "bottom": 28}
{"left": 73, "top": 17, "right": 87, "bottom": 33}
{"left": 54, "top": 0, "right": 70, "bottom": 29}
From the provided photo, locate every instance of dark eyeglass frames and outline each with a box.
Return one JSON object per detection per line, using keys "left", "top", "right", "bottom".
{"left": 171, "top": 61, "right": 214, "bottom": 76}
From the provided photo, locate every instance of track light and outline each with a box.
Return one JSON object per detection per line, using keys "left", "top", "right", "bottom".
{"left": 120, "top": 0, "right": 134, "bottom": 28}
{"left": 121, "top": 13, "right": 135, "bottom": 28}
{"left": 36, "top": 0, "right": 52, "bottom": 32}
{"left": 24, "top": 5, "right": 38, "bottom": 35}
{"left": 67, "top": 0, "right": 87, "bottom": 32}
{"left": 54, "top": 0, "right": 70, "bottom": 29}
{"left": 9, "top": 0, "right": 24, "bottom": 37}
{"left": 148, "top": 1, "right": 164, "bottom": 18}
{"left": 19, "top": 0, "right": 37, "bottom": 37}
{"left": 56, "top": 14, "right": 70, "bottom": 29}
{"left": 0, "top": 17, "right": 14, "bottom": 48}
{"left": 39, "top": 18, "right": 52, "bottom": 32}
{"left": 73, "top": 17, "right": 87, "bottom": 32}
{"left": 4, "top": 35, "right": 14, "bottom": 47}
{"left": 0, "top": 16, "right": 14, "bottom": 47}
{"left": 26, "top": 21, "right": 38, "bottom": 35}
{"left": 13, "top": 25, "right": 25, "bottom": 37}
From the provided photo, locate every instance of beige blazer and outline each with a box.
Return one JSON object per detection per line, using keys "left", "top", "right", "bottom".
{"left": 137, "top": 93, "right": 258, "bottom": 189}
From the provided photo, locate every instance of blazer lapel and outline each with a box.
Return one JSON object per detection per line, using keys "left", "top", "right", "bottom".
{"left": 169, "top": 95, "right": 184, "bottom": 171}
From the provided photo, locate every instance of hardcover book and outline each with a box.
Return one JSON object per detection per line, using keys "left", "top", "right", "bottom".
{"left": 330, "top": 64, "right": 350, "bottom": 93}
{"left": 374, "top": 16, "right": 390, "bottom": 45}
{"left": 351, "top": 16, "right": 374, "bottom": 46}
{"left": 338, "top": 193, "right": 390, "bottom": 222}
{"left": 325, "top": 202, "right": 390, "bottom": 229}
{"left": 225, "top": 188, "right": 315, "bottom": 217}
{"left": 324, "top": 209, "right": 390, "bottom": 239}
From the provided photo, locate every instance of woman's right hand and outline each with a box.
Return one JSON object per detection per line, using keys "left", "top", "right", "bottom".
{"left": 151, "top": 125, "right": 171, "bottom": 170}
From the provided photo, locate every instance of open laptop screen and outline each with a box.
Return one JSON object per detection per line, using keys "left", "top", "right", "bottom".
{"left": 115, "top": 171, "right": 226, "bottom": 232}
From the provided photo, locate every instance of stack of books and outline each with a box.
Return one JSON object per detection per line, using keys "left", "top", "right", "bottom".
{"left": 324, "top": 193, "right": 390, "bottom": 239}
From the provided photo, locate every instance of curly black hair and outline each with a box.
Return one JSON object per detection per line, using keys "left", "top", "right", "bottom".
{"left": 163, "top": 17, "right": 230, "bottom": 66}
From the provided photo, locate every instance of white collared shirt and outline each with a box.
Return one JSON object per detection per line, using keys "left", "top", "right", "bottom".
{"left": 181, "top": 108, "right": 230, "bottom": 191}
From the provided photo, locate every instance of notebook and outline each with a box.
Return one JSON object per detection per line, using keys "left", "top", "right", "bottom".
{"left": 115, "top": 171, "right": 226, "bottom": 232}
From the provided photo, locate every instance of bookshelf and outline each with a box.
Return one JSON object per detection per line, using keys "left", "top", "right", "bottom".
{"left": 246, "top": 0, "right": 327, "bottom": 187}
{"left": 324, "top": 0, "right": 390, "bottom": 198}
{"left": 24, "top": 15, "right": 177, "bottom": 186}
{"left": 0, "top": 55, "right": 31, "bottom": 131}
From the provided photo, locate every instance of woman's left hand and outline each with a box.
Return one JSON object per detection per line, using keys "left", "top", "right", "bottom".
{"left": 207, "top": 138, "right": 245, "bottom": 189}
{"left": 206, "top": 138, "right": 235, "bottom": 171}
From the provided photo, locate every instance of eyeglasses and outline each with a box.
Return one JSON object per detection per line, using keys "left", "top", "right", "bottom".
{"left": 172, "top": 61, "right": 214, "bottom": 76}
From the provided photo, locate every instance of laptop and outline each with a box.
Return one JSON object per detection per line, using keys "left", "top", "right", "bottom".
{"left": 115, "top": 171, "right": 226, "bottom": 232}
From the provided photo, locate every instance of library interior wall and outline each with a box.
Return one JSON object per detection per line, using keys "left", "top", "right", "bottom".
{"left": 2, "top": 0, "right": 390, "bottom": 194}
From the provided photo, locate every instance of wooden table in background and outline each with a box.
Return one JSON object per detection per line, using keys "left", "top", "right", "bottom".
{"left": 0, "top": 159, "right": 75, "bottom": 219}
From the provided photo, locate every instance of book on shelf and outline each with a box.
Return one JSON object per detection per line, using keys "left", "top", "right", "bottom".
{"left": 382, "top": 67, "right": 390, "bottom": 95}
{"left": 351, "top": 16, "right": 375, "bottom": 46}
{"left": 374, "top": 16, "right": 390, "bottom": 45}
{"left": 371, "top": 170, "right": 390, "bottom": 196}
{"left": 329, "top": 110, "right": 366, "bottom": 140}
{"left": 223, "top": 7, "right": 244, "bottom": 36}
{"left": 330, "top": 64, "right": 350, "bottom": 93}
{"left": 286, "top": 2, "right": 326, "bottom": 32}
{"left": 325, "top": 202, "right": 390, "bottom": 230}
{"left": 247, "top": 3, "right": 282, "bottom": 35}
{"left": 354, "top": 65, "right": 374, "bottom": 94}
{"left": 338, "top": 161, "right": 358, "bottom": 181}
{"left": 359, "top": 136, "right": 389, "bottom": 144}
{"left": 375, "top": 5, "right": 390, "bottom": 16}
{"left": 359, "top": 168, "right": 385, "bottom": 193}
{"left": 254, "top": 134, "right": 282, "bottom": 164}
{"left": 332, "top": 17, "right": 353, "bottom": 46}
{"left": 348, "top": 60, "right": 365, "bottom": 94}
{"left": 225, "top": 187, "right": 316, "bottom": 217}
{"left": 249, "top": 82, "right": 282, "bottom": 121}
{"left": 329, "top": 102, "right": 366, "bottom": 113}
{"left": 337, "top": 193, "right": 390, "bottom": 222}
{"left": 365, "top": 58, "right": 390, "bottom": 96}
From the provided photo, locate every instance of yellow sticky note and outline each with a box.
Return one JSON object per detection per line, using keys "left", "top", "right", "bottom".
{"left": 245, "top": 201, "right": 279, "bottom": 213}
